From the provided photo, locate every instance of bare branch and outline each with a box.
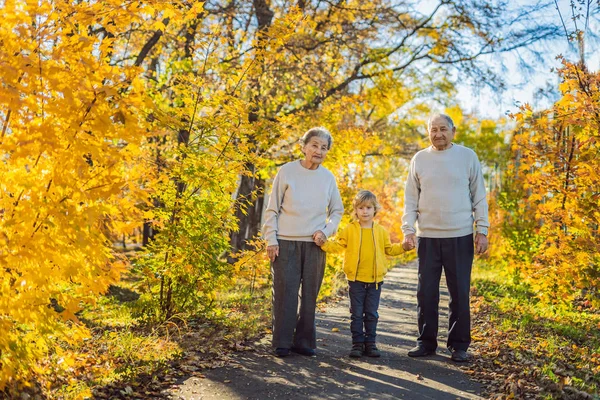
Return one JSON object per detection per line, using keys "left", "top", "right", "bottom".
{"left": 135, "top": 18, "right": 170, "bottom": 67}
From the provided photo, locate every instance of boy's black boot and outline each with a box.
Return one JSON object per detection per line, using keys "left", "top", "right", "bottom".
{"left": 364, "top": 342, "right": 381, "bottom": 358}
{"left": 349, "top": 343, "right": 364, "bottom": 358}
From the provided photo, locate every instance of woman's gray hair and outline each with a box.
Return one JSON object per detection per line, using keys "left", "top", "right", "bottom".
{"left": 427, "top": 113, "right": 455, "bottom": 130}
{"left": 300, "top": 127, "right": 333, "bottom": 149}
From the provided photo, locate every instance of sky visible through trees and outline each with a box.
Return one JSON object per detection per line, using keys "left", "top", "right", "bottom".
{"left": 455, "top": 0, "right": 600, "bottom": 118}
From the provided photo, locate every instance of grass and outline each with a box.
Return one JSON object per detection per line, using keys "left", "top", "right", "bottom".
{"left": 11, "top": 243, "right": 350, "bottom": 399}
{"left": 213, "top": 283, "right": 272, "bottom": 339}
{"left": 12, "top": 268, "right": 275, "bottom": 399}
{"left": 470, "top": 260, "right": 600, "bottom": 399}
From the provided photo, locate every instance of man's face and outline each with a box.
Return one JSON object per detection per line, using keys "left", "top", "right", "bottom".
{"left": 428, "top": 116, "right": 456, "bottom": 150}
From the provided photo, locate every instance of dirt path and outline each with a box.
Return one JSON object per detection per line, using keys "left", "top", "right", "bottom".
{"left": 168, "top": 261, "right": 483, "bottom": 399}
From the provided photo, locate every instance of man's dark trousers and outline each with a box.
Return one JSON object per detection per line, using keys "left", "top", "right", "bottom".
{"left": 416, "top": 234, "right": 474, "bottom": 352}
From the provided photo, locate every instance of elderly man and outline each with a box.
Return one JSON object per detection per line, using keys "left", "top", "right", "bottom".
{"left": 402, "top": 113, "right": 489, "bottom": 362}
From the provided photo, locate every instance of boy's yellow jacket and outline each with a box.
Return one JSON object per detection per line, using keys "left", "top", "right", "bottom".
{"left": 322, "top": 221, "right": 404, "bottom": 283}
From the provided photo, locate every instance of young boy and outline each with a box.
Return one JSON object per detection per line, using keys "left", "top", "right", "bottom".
{"left": 321, "top": 190, "right": 411, "bottom": 358}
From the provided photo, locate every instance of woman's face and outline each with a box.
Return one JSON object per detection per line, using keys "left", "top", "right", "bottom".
{"left": 302, "top": 136, "right": 329, "bottom": 165}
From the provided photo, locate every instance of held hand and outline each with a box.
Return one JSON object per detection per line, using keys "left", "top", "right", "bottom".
{"left": 312, "top": 230, "right": 326, "bottom": 247}
{"left": 475, "top": 233, "right": 488, "bottom": 255}
{"left": 267, "top": 245, "right": 279, "bottom": 262}
{"left": 403, "top": 234, "right": 417, "bottom": 251}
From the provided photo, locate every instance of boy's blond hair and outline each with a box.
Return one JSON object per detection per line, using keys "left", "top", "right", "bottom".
{"left": 352, "top": 190, "right": 381, "bottom": 219}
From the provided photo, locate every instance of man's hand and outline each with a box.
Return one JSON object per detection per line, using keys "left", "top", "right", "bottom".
{"left": 267, "top": 245, "right": 279, "bottom": 262}
{"left": 403, "top": 233, "right": 417, "bottom": 251}
{"left": 313, "top": 230, "right": 326, "bottom": 247}
{"left": 475, "top": 233, "right": 488, "bottom": 255}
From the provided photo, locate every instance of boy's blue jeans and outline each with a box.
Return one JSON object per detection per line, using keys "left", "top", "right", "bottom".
{"left": 348, "top": 281, "right": 383, "bottom": 344}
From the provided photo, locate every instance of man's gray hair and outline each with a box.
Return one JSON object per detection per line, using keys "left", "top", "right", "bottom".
{"left": 427, "top": 113, "right": 455, "bottom": 130}
{"left": 300, "top": 126, "right": 333, "bottom": 149}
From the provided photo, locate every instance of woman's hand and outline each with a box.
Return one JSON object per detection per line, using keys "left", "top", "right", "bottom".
{"left": 312, "top": 230, "right": 326, "bottom": 247}
{"left": 267, "top": 245, "right": 279, "bottom": 262}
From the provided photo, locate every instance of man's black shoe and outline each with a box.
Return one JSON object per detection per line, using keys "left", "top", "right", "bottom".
{"left": 451, "top": 349, "right": 468, "bottom": 362}
{"left": 407, "top": 346, "right": 434, "bottom": 357}
{"left": 291, "top": 347, "right": 316, "bottom": 356}
{"left": 275, "top": 348, "right": 290, "bottom": 357}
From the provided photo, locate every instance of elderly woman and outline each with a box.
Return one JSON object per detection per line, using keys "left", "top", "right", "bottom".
{"left": 263, "top": 127, "right": 344, "bottom": 357}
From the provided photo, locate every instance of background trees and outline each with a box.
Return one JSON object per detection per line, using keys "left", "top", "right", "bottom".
{"left": 494, "top": 60, "right": 600, "bottom": 306}
{"left": 3, "top": 0, "right": 594, "bottom": 394}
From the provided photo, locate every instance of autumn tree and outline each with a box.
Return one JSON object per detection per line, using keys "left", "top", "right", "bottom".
{"left": 503, "top": 60, "right": 600, "bottom": 306}
{"left": 0, "top": 0, "right": 184, "bottom": 388}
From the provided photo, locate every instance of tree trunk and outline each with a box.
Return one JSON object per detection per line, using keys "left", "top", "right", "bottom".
{"left": 142, "top": 221, "right": 153, "bottom": 246}
{"left": 230, "top": 170, "right": 265, "bottom": 253}
{"left": 229, "top": 0, "right": 273, "bottom": 257}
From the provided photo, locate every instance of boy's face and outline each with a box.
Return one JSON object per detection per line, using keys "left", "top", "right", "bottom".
{"left": 356, "top": 202, "right": 375, "bottom": 224}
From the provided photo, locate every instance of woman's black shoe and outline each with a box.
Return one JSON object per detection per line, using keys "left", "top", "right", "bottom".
{"left": 291, "top": 347, "right": 316, "bottom": 356}
{"left": 275, "top": 348, "right": 290, "bottom": 357}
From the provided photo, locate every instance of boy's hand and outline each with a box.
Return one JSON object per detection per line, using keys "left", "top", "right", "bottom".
{"left": 403, "top": 234, "right": 416, "bottom": 250}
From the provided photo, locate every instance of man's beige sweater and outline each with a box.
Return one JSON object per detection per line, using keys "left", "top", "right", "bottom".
{"left": 402, "top": 144, "right": 489, "bottom": 238}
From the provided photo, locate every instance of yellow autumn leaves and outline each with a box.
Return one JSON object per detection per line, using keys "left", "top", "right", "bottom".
{"left": 0, "top": 0, "right": 178, "bottom": 389}
{"left": 501, "top": 59, "right": 600, "bottom": 307}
